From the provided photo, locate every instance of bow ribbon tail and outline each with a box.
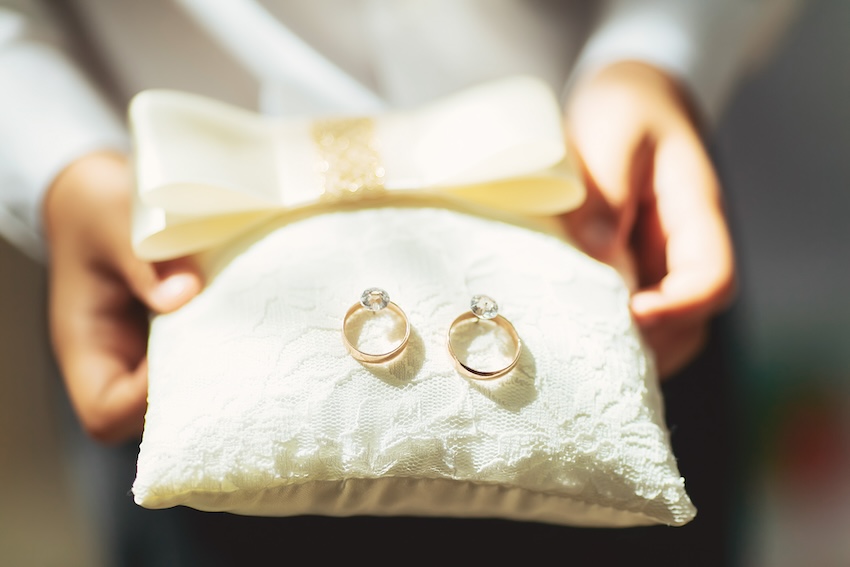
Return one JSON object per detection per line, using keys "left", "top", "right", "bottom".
{"left": 436, "top": 159, "right": 585, "bottom": 217}
{"left": 133, "top": 197, "right": 279, "bottom": 262}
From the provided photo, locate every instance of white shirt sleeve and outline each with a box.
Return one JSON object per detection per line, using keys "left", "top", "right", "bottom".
{"left": 568, "top": 0, "right": 801, "bottom": 124}
{"left": 0, "top": 7, "right": 128, "bottom": 262}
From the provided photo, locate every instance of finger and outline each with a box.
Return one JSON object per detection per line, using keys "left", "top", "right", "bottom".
{"left": 72, "top": 153, "right": 203, "bottom": 314}
{"left": 94, "top": 188, "right": 202, "bottom": 314}
{"left": 50, "top": 258, "right": 150, "bottom": 443}
{"left": 630, "top": 129, "right": 736, "bottom": 326}
{"left": 121, "top": 255, "right": 203, "bottom": 314}
{"left": 563, "top": 82, "right": 654, "bottom": 260}
{"left": 560, "top": 151, "right": 620, "bottom": 261}
{"left": 105, "top": 210, "right": 202, "bottom": 315}
{"left": 71, "top": 350, "right": 149, "bottom": 443}
{"left": 642, "top": 322, "right": 709, "bottom": 380}
{"left": 561, "top": 133, "right": 642, "bottom": 261}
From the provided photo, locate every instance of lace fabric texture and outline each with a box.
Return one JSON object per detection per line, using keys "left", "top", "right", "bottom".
{"left": 133, "top": 206, "right": 696, "bottom": 527}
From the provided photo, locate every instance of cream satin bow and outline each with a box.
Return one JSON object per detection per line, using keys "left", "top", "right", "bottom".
{"left": 130, "top": 76, "right": 585, "bottom": 261}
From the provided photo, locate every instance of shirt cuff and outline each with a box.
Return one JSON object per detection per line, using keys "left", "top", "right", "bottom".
{"left": 0, "top": 39, "right": 128, "bottom": 262}
{"left": 567, "top": 0, "right": 763, "bottom": 125}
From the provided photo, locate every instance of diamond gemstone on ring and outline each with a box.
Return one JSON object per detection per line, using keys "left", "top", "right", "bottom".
{"left": 470, "top": 295, "right": 499, "bottom": 320}
{"left": 360, "top": 288, "right": 390, "bottom": 311}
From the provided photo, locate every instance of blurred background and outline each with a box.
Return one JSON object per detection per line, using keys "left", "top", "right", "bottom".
{"left": 718, "top": 1, "right": 850, "bottom": 564}
{"left": 1, "top": 1, "right": 848, "bottom": 565}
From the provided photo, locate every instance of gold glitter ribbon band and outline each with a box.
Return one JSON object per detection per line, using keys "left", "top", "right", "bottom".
{"left": 312, "top": 118, "right": 386, "bottom": 200}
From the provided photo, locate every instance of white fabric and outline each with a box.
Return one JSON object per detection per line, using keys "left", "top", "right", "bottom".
{"left": 571, "top": 0, "right": 801, "bottom": 122}
{"left": 134, "top": 205, "right": 697, "bottom": 527}
{"left": 176, "top": 0, "right": 386, "bottom": 114}
{"left": 0, "top": 7, "right": 127, "bottom": 261}
{"left": 0, "top": 0, "right": 796, "bottom": 261}
{"left": 129, "top": 79, "right": 584, "bottom": 260}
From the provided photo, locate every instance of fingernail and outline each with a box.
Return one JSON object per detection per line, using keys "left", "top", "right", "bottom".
{"left": 630, "top": 294, "right": 662, "bottom": 318}
{"left": 631, "top": 295, "right": 661, "bottom": 329}
{"left": 580, "top": 217, "right": 616, "bottom": 256}
{"left": 153, "top": 274, "right": 195, "bottom": 307}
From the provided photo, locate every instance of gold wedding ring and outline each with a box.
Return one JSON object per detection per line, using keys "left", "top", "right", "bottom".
{"left": 447, "top": 295, "right": 522, "bottom": 379}
{"left": 343, "top": 288, "right": 410, "bottom": 363}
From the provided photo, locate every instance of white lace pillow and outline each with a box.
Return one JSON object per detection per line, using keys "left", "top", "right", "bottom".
{"left": 132, "top": 205, "right": 696, "bottom": 527}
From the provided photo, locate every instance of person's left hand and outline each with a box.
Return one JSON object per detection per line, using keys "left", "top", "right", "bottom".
{"left": 563, "top": 61, "right": 736, "bottom": 378}
{"left": 44, "top": 151, "right": 202, "bottom": 443}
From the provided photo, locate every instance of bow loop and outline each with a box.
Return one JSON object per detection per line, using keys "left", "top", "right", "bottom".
{"left": 131, "top": 76, "right": 585, "bottom": 261}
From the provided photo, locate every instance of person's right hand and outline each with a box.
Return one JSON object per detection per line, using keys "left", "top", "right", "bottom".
{"left": 563, "top": 62, "right": 736, "bottom": 379}
{"left": 44, "top": 151, "right": 202, "bottom": 443}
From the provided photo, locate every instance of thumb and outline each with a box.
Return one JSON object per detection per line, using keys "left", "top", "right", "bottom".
{"left": 122, "top": 256, "right": 203, "bottom": 313}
